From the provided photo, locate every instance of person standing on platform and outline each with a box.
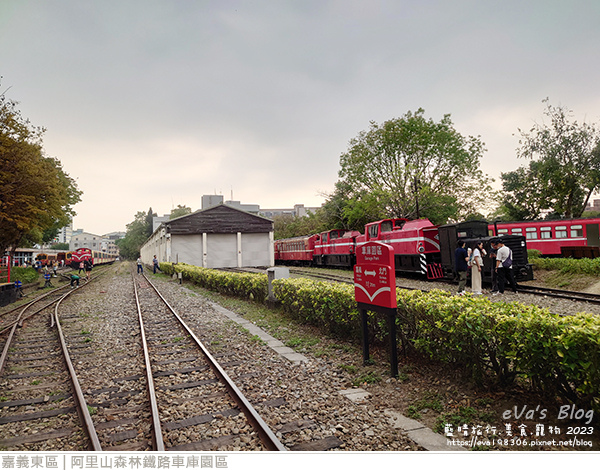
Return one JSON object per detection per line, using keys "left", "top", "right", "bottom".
{"left": 454, "top": 240, "right": 469, "bottom": 295}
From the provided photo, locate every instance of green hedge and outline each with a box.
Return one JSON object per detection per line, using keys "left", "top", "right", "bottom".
{"left": 10, "top": 267, "right": 39, "bottom": 284}
{"left": 160, "top": 262, "right": 268, "bottom": 302}
{"left": 162, "top": 263, "right": 600, "bottom": 412}
{"left": 531, "top": 256, "right": 600, "bottom": 275}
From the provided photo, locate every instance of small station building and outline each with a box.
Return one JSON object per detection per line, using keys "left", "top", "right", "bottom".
{"left": 140, "top": 204, "right": 274, "bottom": 269}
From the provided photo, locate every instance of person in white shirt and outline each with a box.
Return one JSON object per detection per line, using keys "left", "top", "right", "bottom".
{"left": 494, "top": 239, "right": 517, "bottom": 295}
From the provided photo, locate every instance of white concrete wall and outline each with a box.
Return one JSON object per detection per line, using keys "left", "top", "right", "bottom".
{"left": 141, "top": 229, "right": 274, "bottom": 269}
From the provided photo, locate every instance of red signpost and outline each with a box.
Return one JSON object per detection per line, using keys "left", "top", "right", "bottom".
{"left": 354, "top": 242, "right": 398, "bottom": 377}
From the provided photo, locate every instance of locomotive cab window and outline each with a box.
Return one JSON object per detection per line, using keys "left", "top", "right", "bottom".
{"left": 368, "top": 225, "right": 379, "bottom": 238}
{"left": 394, "top": 220, "right": 406, "bottom": 229}
{"left": 555, "top": 226, "right": 567, "bottom": 238}
{"left": 526, "top": 227, "right": 538, "bottom": 239}
{"left": 571, "top": 225, "right": 583, "bottom": 237}
{"left": 380, "top": 221, "right": 393, "bottom": 232}
{"left": 540, "top": 227, "right": 552, "bottom": 239}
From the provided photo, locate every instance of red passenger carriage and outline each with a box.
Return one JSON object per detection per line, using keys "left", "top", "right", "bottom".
{"left": 274, "top": 234, "right": 318, "bottom": 266}
{"left": 489, "top": 217, "right": 600, "bottom": 257}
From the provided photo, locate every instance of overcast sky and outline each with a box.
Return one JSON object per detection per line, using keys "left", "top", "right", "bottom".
{"left": 2, "top": 0, "right": 599, "bottom": 235}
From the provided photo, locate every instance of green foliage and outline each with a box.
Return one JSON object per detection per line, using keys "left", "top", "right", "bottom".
{"left": 531, "top": 256, "right": 600, "bottom": 275}
{"left": 165, "top": 262, "right": 600, "bottom": 412}
{"left": 116, "top": 209, "right": 155, "bottom": 259}
{"left": 170, "top": 205, "right": 192, "bottom": 219}
{"left": 0, "top": 91, "right": 81, "bottom": 254}
{"left": 161, "top": 263, "right": 269, "bottom": 302}
{"left": 274, "top": 211, "right": 328, "bottom": 240}
{"left": 336, "top": 109, "right": 494, "bottom": 226}
{"left": 527, "top": 249, "right": 542, "bottom": 259}
{"left": 10, "top": 267, "right": 38, "bottom": 283}
{"left": 505, "top": 99, "right": 600, "bottom": 219}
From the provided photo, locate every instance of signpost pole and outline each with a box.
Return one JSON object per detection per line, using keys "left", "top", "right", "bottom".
{"left": 360, "top": 308, "right": 370, "bottom": 365}
{"left": 387, "top": 308, "right": 398, "bottom": 378}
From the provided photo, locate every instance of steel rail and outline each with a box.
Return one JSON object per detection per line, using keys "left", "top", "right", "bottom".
{"left": 0, "top": 283, "right": 72, "bottom": 375}
{"left": 0, "top": 283, "right": 71, "bottom": 335}
{"left": 516, "top": 284, "right": 600, "bottom": 305}
{"left": 53, "top": 282, "right": 103, "bottom": 451}
{"left": 141, "top": 273, "right": 287, "bottom": 451}
{"left": 132, "top": 274, "right": 166, "bottom": 451}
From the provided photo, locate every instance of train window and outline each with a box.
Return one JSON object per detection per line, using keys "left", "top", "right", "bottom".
{"left": 368, "top": 225, "right": 379, "bottom": 238}
{"left": 555, "top": 226, "right": 567, "bottom": 238}
{"left": 526, "top": 227, "right": 538, "bottom": 239}
{"left": 511, "top": 228, "right": 522, "bottom": 234}
{"left": 394, "top": 220, "right": 406, "bottom": 229}
{"left": 457, "top": 231, "right": 468, "bottom": 238}
{"left": 540, "top": 227, "right": 552, "bottom": 239}
{"left": 571, "top": 225, "right": 583, "bottom": 237}
{"left": 497, "top": 229, "right": 508, "bottom": 234}
{"left": 381, "top": 221, "right": 393, "bottom": 232}
{"left": 330, "top": 231, "right": 338, "bottom": 240}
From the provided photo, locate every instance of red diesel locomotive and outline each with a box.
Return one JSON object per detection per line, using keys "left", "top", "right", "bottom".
{"left": 275, "top": 217, "right": 444, "bottom": 279}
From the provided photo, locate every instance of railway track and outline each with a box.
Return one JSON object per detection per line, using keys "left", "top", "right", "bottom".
{"left": 1, "top": 268, "right": 286, "bottom": 451}
{"left": 132, "top": 272, "right": 285, "bottom": 451}
{"left": 516, "top": 284, "right": 600, "bottom": 305}
{"left": 0, "top": 278, "right": 100, "bottom": 450}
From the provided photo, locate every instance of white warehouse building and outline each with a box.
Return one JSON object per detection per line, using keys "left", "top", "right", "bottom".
{"left": 140, "top": 204, "right": 274, "bottom": 269}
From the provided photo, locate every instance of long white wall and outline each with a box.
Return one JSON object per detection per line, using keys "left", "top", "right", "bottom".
{"left": 140, "top": 228, "right": 274, "bottom": 268}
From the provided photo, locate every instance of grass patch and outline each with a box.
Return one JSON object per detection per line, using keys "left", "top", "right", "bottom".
{"left": 352, "top": 369, "right": 382, "bottom": 387}
{"left": 434, "top": 406, "right": 496, "bottom": 434}
{"left": 181, "top": 282, "right": 329, "bottom": 355}
{"left": 284, "top": 336, "right": 320, "bottom": 350}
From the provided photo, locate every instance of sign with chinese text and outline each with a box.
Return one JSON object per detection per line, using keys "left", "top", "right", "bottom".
{"left": 354, "top": 242, "right": 397, "bottom": 309}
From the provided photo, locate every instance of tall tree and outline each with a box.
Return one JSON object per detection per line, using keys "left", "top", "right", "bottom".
{"left": 504, "top": 99, "right": 600, "bottom": 219}
{"left": 337, "top": 109, "right": 493, "bottom": 226}
{"left": 115, "top": 209, "right": 154, "bottom": 260}
{"left": 170, "top": 204, "right": 192, "bottom": 219}
{"left": 145, "top": 207, "right": 156, "bottom": 237}
{"left": 0, "top": 91, "right": 81, "bottom": 255}
{"left": 273, "top": 210, "right": 328, "bottom": 240}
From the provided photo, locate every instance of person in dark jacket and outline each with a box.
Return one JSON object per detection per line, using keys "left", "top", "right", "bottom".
{"left": 454, "top": 240, "right": 469, "bottom": 295}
